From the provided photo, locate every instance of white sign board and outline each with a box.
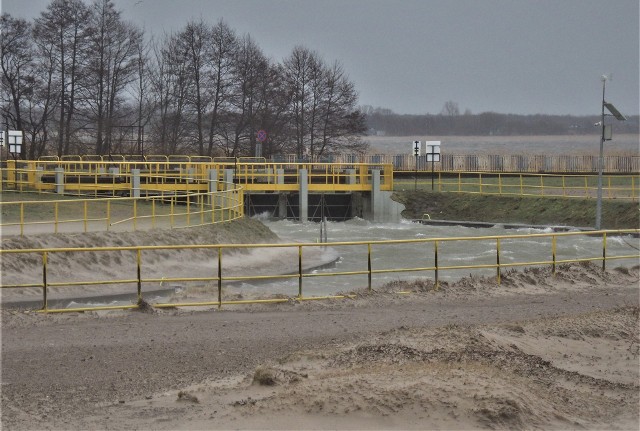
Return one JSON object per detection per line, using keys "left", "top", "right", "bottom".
{"left": 426, "top": 154, "right": 440, "bottom": 162}
{"left": 425, "top": 140, "right": 441, "bottom": 154}
{"left": 8, "top": 130, "right": 23, "bottom": 154}
{"left": 426, "top": 140, "right": 441, "bottom": 162}
{"left": 412, "top": 140, "right": 421, "bottom": 156}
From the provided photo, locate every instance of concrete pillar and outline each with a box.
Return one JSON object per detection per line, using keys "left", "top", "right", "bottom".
{"left": 371, "top": 169, "right": 382, "bottom": 222}
{"left": 207, "top": 169, "right": 220, "bottom": 220}
{"left": 299, "top": 169, "right": 308, "bottom": 222}
{"left": 55, "top": 168, "right": 64, "bottom": 195}
{"left": 346, "top": 169, "right": 356, "bottom": 185}
{"left": 351, "top": 192, "right": 363, "bottom": 219}
{"left": 223, "top": 169, "right": 234, "bottom": 189}
{"left": 35, "top": 167, "right": 44, "bottom": 185}
{"left": 276, "top": 169, "right": 284, "bottom": 186}
{"left": 187, "top": 167, "right": 195, "bottom": 183}
{"left": 278, "top": 194, "right": 287, "bottom": 219}
{"left": 108, "top": 167, "right": 120, "bottom": 176}
{"left": 131, "top": 169, "right": 141, "bottom": 198}
{"left": 207, "top": 169, "right": 219, "bottom": 191}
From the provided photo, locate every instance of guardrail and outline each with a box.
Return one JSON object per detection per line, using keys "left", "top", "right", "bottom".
{"left": 279, "top": 153, "right": 640, "bottom": 173}
{"left": 394, "top": 172, "right": 639, "bottom": 200}
{"left": 0, "top": 187, "right": 244, "bottom": 236}
{"left": 35, "top": 153, "right": 640, "bottom": 173}
{"left": 1, "top": 229, "right": 637, "bottom": 313}
{"left": 3, "top": 160, "right": 394, "bottom": 193}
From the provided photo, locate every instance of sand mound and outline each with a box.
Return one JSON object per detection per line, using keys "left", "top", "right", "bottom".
{"left": 198, "top": 307, "right": 639, "bottom": 430}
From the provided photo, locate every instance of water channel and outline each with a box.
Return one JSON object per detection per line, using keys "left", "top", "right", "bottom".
{"left": 57, "top": 217, "right": 638, "bottom": 309}
{"left": 235, "top": 216, "right": 640, "bottom": 297}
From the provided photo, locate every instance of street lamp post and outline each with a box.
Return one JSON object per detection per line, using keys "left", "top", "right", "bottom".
{"left": 595, "top": 75, "right": 627, "bottom": 230}
{"left": 413, "top": 140, "right": 420, "bottom": 191}
{"left": 595, "top": 76, "right": 606, "bottom": 230}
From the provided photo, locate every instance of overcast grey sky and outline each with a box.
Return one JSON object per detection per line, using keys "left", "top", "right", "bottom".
{"left": 3, "top": 0, "right": 639, "bottom": 116}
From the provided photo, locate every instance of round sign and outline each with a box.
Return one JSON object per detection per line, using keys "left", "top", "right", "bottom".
{"left": 257, "top": 129, "right": 267, "bottom": 142}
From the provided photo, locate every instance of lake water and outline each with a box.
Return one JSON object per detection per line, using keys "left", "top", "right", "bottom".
{"left": 365, "top": 134, "right": 639, "bottom": 156}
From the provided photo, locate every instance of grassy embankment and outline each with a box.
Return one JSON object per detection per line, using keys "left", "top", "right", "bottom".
{"left": 393, "top": 191, "right": 639, "bottom": 229}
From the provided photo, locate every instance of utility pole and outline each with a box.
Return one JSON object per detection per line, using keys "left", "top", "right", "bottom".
{"left": 595, "top": 75, "right": 627, "bottom": 230}
{"left": 413, "top": 140, "right": 420, "bottom": 191}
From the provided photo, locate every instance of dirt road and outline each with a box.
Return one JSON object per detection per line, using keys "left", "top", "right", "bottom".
{"left": 2, "top": 262, "right": 638, "bottom": 430}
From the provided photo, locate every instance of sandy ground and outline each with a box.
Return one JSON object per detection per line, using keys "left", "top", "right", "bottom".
{"left": 2, "top": 254, "right": 639, "bottom": 430}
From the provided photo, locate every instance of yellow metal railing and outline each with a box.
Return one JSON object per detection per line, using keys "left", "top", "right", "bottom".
{"left": 395, "top": 172, "right": 639, "bottom": 200}
{"left": 3, "top": 160, "right": 394, "bottom": 193}
{"left": 0, "top": 187, "right": 244, "bottom": 236}
{"left": 1, "top": 229, "right": 637, "bottom": 313}
{"left": 35, "top": 153, "right": 640, "bottom": 173}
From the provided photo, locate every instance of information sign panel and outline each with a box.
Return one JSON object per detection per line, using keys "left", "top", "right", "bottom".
{"left": 8, "top": 130, "right": 22, "bottom": 155}
{"left": 412, "top": 140, "right": 421, "bottom": 156}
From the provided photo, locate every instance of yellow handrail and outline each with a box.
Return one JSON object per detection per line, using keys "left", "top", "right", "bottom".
{"left": 1, "top": 229, "right": 637, "bottom": 313}
{"left": 395, "top": 172, "right": 639, "bottom": 200}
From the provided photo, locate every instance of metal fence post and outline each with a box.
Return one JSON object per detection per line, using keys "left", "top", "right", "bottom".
{"left": 54, "top": 202, "right": 59, "bottom": 234}
{"left": 83, "top": 201, "right": 88, "bottom": 232}
{"left": 42, "top": 251, "right": 48, "bottom": 311}
{"left": 136, "top": 249, "right": 142, "bottom": 303}
{"left": 298, "top": 245, "right": 303, "bottom": 298}
{"left": 20, "top": 203, "right": 24, "bottom": 236}
{"left": 552, "top": 235, "right": 557, "bottom": 275}
{"left": 496, "top": 238, "right": 501, "bottom": 285}
{"left": 218, "top": 247, "right": 223, "bottom": 309}
{"left": 602, "top": 232, "right": 607, "bottom": 272}
{"left": 152, "top": 199, "right": 156, "bottom": 229}
{"left": 106, "top": 200, "right": 111, "bottom": 231}
{"left": 519, "top": 175, "right": 523, "bottom": 196}
{"left": 367, "top": 243, "right": 372, "bottom": 291}
{"left": 434, "top": 240, "right": 439, "bottom": 290}
{"left": 133, "top": 199, "right": 138, "bottom": 231}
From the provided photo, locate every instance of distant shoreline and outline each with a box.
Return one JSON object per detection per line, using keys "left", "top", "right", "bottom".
{"left": 365, "top": 133, "right": 640, "bottom": 155}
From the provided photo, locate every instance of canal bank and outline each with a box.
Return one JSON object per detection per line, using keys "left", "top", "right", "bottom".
{"left": 393, "top": 191, "right": 639, "bottom": 229}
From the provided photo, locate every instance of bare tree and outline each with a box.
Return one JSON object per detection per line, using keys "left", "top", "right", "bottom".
{"left": 177, "top": 20, "right": 210, "bottom": 155}
{"left": 130, "top": 34, "right": 153, "bottom": 155}
{"left": 441, "top": 100, "right": 460, "bottom": 116}
{"left": 315, "top": 61, "right": 367, "bottom": 156}
{"left": 282, "top": 47, "right": 366, "bottom": 158}
{"left": 1, "top": 14, "right": 32, "bottom": 157}
{"left": 283, "top": 46, "right": 317, "bottom": 158}
{"left": 33, "top": 0, "right": 90, "bottom": 156}
{"left": 84, "top": 0, "right": 142, "bottom": 155}
{"left": 25, "top": 25, "right": 59, "bottom": 158}
{"left": 150, "top": 32, "right": 191, "bottom": 154}
{"left": 5, "top": 5, "right": 369, "bottom": 159}
{"left": 225, "top": 34, "right": 268, "bottom": 157}
{"left": 206, "top": 19, "right": 237, "bottom": 157}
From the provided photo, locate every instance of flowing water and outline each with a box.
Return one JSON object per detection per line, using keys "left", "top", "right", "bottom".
{"left": 40, "top": 217, "right": 638, "bottom": 308}
{"left": 235, "top": 216, "right": 640, "bottom": 297}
